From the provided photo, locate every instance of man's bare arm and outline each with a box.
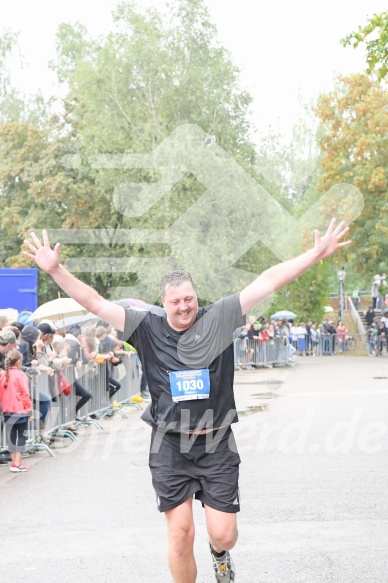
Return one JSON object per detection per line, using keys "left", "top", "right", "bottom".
{"left": 23, "top": 231, "right": 125, "bottom": 332}
{"left": 240, "top": 219, "right": 351, "bottom": 315}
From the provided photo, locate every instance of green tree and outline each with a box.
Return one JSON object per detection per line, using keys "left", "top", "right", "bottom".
{"left": 0, "top": 119, "right": 99, "bottom": 302}
{"left": 46, "top": 0, "right": 263, "bottom": 302}
{"left": 341, "top": 11, "right": 388, "bottom": 81}
{"left": 251, "top": 107, "right": 332, "bottom": 321}
{"left": 0, "top": 0, "right": 333, "bottom": 318}
{"left": 315, "top": 74, "right": 388, "bottom": 276}
{"left": 1, "top": 0, "right": 259, "bottom": 304}
{"left": 266, "top": 261, "right": 331, "bottom": 323}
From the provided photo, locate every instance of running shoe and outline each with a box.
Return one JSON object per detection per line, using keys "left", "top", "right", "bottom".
{"left": 210, "top": 544, "right": 235, "bottom": 581}
{"left": 10, "top": 464, "right": 29, "bottom": 473}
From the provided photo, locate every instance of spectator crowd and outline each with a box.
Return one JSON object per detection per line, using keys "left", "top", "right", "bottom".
{"left": 0, "top": 313, "right": 147, "bottom": 472}
{"left": 235, "top": 315, "right": 353, "bottom": 369}
{"left": 353, "top": 272, "right": 388, "bottom": 357}
{"left": 1, "top": 285, "right": 386, "bottom": 472}
{"left": 364, "top": 306, "right": 388, "bottom": 357}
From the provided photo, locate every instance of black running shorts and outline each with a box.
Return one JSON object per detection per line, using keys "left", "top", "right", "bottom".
{"left": 149, "top": 426, "right": 241, "bottom": 513}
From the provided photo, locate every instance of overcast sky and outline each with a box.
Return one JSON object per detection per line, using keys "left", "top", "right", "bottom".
{"left": 0, "top": 0, "right": 383, "bottom": 140}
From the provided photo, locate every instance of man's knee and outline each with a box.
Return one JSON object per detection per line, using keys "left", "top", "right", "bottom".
{"left": 209, "top": 523, "right": 238, "bottom": 551}
{"left": 168, "top": 522, "right": 195, "bottom": 558}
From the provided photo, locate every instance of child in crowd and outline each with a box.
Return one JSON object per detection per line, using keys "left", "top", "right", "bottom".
{"left": 0, "top": 350, "right": 33, "bottom": 472}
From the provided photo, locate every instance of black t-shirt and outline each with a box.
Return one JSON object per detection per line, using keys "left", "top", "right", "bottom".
{"left": 247, "top": 326, "right": 259, "bottom": 340}
{"left": 121, "top": 293, "right": 245, "bottom": 433}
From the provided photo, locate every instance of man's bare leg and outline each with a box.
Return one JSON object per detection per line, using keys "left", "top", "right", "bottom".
{"left": 165, "top": 497, "right": 197, "bottom": 583}
{"left": 205, "top": 505, "right": 238, "bottom": 552}
{"left": 206, "top": 505, "right": 237, "bottom": 580}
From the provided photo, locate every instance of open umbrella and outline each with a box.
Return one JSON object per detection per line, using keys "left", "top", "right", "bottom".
{"left": 323, "top": 306, "right": 335, "bottom": 313}
{"left": 55, "top": 312, "right": 99, "bottom": 330}
{"left": 114, "top": 298, "right": 165, "bottom": 316}
{"left": 54, "top": 298, "right": 166, "bottom": 331}
{"left": 270, "top": 310, "right": 297, "bottom": 321}
{"left": 28, "top": 298, "right": 89, "bottom": 323}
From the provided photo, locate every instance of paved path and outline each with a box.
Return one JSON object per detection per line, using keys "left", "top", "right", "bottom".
{"left": 0, "top": 356, "right": 387, "bottom": 582}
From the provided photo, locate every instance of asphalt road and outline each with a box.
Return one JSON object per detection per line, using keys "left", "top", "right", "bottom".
{"left": 0, "top": 355, "right": 387, "bottom": 583}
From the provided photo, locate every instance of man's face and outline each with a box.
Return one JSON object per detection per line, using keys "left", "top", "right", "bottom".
{"left": 0, "top": 342, "right": 15, "bottom": 354}
{"left": 162, "top": 281, "right": 198, "bottom": 331}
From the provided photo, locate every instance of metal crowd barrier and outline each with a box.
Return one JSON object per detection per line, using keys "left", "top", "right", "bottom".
{"left": 0, "top": 352, "right": 142, "bottom": 459}
{"left": 234, "top": 333, "right": 370, "bottom": 368}
{"left": 0, "top": 418, "right": 6, "bottom": 455}
{"left": 365, "top": 333, "right": 388, "bottom": 357}
{"left": 234, "top": 337, "right": 291, "bottom": 369}
{"left": 314, "top": 333, "right": 369, "bottom": 356}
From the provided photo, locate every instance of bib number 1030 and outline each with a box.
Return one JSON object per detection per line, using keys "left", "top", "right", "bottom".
{"left": 176, "top": 378, "right": 204, "bottom": 392}
{"left": 169, "top": 369, "right": 210, "bottom": 402}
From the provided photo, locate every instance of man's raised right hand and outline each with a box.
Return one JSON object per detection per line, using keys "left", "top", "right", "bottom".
{"left": 23, "top": 230, "right": 60, "bottom": 274}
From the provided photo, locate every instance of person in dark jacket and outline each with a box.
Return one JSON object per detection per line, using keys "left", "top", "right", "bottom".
{"left": 365, "top": 306, "right": 376, "bottom": 328}
{"left": 65, "top": 325, "right": 93, "bottom": 419}
{"left": 95, "top": 326, "right": 121, "bottom": 400}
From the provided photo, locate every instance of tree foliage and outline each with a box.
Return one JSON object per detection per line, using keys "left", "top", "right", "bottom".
{"left": 0, "top": 1, "right": 255, "bottom": 301}
{"left": 45, "top": 0, "right": 261, "bottom": 302}
{"left": 315, "top": 74, "right": 388, "bottom": 276}
{"left": 0, "top": 0, "right": 332, "bottom": 319}
{"left": 341, "top": 11, "right": 388, "bottom": 81}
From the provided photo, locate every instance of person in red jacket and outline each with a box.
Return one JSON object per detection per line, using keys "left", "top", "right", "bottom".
{"left": 0, "top": 350, "right": 33, "bottom": 472}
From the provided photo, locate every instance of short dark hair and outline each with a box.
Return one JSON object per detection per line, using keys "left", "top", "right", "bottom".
{"left": 160, "top": 270, "right": 196, "bottom": 298}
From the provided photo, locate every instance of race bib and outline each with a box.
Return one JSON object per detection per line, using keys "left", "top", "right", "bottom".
{"left": 169, "top": 369, "right": 210, "bottom": 403}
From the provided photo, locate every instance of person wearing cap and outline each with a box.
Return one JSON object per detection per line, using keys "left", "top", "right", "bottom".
{"left": 37, "top": 321, "right": 55, "bottom": 336}
{"left": 29, "top": 328, "right": 54, "bottom": 378}
{"left": 37, "top": 322, "right": 55, "bottom": 345}
{"left": 37, "top": 322, "right": 59, "bottom": 369}
{"left": 0, "top": 330, "right": 17, "bottom": 370}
